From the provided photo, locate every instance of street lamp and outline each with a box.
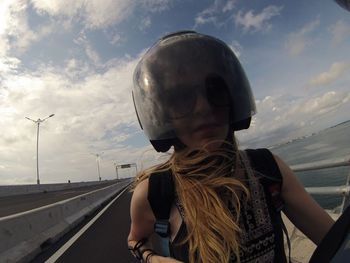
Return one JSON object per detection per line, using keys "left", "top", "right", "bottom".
{"left": 91, "top": 153, "right": 103, "bottom": 181}
{"left": 25, "top": 114, "right": 55, "bottom": 185}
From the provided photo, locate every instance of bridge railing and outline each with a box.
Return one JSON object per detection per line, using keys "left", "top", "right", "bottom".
{"left": 290, "top": 156, "right": 350, "bottom": 213}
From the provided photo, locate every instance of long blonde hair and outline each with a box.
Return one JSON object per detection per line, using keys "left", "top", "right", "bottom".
{"left": 134, "top": 137, "right": 250, "bottom": 263}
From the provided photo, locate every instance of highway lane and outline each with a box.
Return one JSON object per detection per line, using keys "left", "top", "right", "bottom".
{"left": 31, "top": 187, "right": 138, "bottom": 263}
{"left": 0, "top": 181, "right": 120, "bottom": 217}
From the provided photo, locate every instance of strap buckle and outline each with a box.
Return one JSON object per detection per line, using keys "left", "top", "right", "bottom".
{"left": 154, "top": 220, "right": 170, "bottom": 238}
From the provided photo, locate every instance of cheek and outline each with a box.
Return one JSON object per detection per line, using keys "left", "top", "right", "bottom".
{"left": 172, "top": 119, "right": 197, "bottom": 148}
{"left": 172, "top": 106, "right": 230, "bottom": 148}
{"left": 173, "top": 119, "right": 191, "bottom": 140}
{"left": 177, "top": 124, "right": 230, "bottom": 149}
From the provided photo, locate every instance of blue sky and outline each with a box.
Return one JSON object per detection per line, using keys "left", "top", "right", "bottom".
{"left": 0, "top": 0, "right": 349, "bottom": 185}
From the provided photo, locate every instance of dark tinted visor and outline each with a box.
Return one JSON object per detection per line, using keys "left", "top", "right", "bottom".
{"left": 132, "top": 32, "right": 256, "bottom": 141}
{"left": 163, "top": 75, "right": 230, "bottom": 119}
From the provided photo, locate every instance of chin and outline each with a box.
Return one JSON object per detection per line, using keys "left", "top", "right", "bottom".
{"left": 198, "top": 138, "right": 225, "bottom": 151}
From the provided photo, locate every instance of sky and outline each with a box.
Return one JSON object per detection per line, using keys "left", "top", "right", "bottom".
{"left": 0, "top": 0, "right": 349, "bottom": 185}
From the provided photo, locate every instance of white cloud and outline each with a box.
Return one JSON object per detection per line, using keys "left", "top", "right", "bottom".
{"left": 74, "top": 31, "right": 101, "bottom": 64}
{"left": 15, "top": 23, "right": 54, "bottom": 54}
{"left": 0, "top": 51, "right": 145, "bottom": 184}
{"left": 308, "top": 62, "right": 350, "bottom": 86}
{"left": 141, "top": 0, "right": 173, "bottom": 12}
{"left": 237, "top": 90, "right": 350, "bottom": 148}
{"left": 109, "top": 33, "right": 122, "bottom": 45}
{"left": 300, "top": 91, "right": 350, "bottom": 115}
{"left": 223, "top": 0, "right": 236, "bottom": 12}
{"left": 32, "top": 0, "right": 173, "bottom": 30}
{"left": 329, "top": 20, "right": 350, "bottom": 45}
{"left": 32, "top": 0, "right": 136, "bottom": 29}
{"left": 0, "top": 56, "right": 21, "bottom": 74}
{"left": 285, "top": 18, "right": 320, "bottom": 56}
{"left": 234, "top": 5, "right": 283, "bottom": 33}
{"left": 0, "top": 1, "right": 30, "bottom": 55}
{"left": 139, "top": 16, "right": 152, "bottom": 31}
{"left": 30, "top": 0, "right": 83, "bottom": 17}
{"left": 0, "top": 0, "right": 14, "bottom": 56}
{"left": 84, "top": 0, "right": 136, "bottom": 29}
{"left": 195, "top": 8, "right": 217, "bottom": 27}
{"left": 194, "top": 0, "right": 237, "bottom": 28}
{"left": 0, "top": 0, "right": 171, "bottom": 59}
{"left": 0, "top": 0, "right": 53, "bottom": 56}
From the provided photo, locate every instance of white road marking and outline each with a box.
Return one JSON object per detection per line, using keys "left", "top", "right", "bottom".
{"left": 45, "top": 187, "right": 129, "bottom": 263}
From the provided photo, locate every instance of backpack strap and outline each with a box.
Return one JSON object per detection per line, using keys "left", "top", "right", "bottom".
{"left": 147, "top": 170, "right": 175, "bottom": 256}
{"left": 245, "top": 148, "right": 284, "bottom": 212}
{"left": 309, "top": 204, "right": 350, "bottom": 262}
{"left": 245, "top": 148, "right": 291, "bottom": 262}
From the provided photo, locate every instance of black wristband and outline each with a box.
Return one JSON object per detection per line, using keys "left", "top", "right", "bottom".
{"left": 128, "top": 238, "right": 148, "bottom": 260}
{"left": 140, "top": 248, "right": 155, "bottom": 257}
{"left": 145, "top": 251, "right": 156, "bottom": 263}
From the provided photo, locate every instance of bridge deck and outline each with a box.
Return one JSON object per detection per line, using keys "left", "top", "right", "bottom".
{"left": 30, "top": 188, "right": 338, "bottom": 263}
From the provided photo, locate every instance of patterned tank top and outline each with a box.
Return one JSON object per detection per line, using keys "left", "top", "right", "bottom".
{"left": 169, "top": 163, "right": 287, "bottom": 262}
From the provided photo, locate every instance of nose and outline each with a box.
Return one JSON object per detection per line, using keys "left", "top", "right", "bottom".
{"left": 193, "top": 92, "right": 212, "bottom": 116}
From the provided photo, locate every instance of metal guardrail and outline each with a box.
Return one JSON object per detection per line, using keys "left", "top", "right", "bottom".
{"left": 290, "top": 156, "right": 350, "bottom": 213}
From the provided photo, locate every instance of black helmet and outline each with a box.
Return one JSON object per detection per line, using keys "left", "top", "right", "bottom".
{"left": 334, "top": 0, "right": 350, "bottom": 12}
{"left": 132, "top": 31, "right": 256, "bottom": 152}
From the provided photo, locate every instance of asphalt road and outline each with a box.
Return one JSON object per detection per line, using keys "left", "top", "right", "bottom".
{"left": 0, "top": 181, "right": 120, "bottom": 217}
{"left": 31, "top": 188, "right": 138, "bottom": 263}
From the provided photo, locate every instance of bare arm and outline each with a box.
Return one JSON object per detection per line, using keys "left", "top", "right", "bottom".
{"left": 128, "top": 179, "right": 155, "bottom": 245}
{"left": 128, "top": 178, "right": 156, "bottom": 261}
{"left": 128, "top": 178, "right": 183, "bottom": 263}
{"left": 273, "top": 154, "right": 335, "bottom": 245}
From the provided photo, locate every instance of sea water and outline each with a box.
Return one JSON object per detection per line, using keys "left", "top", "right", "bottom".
{"left": 269, "top": 121, "right": 350, "bottom": 210}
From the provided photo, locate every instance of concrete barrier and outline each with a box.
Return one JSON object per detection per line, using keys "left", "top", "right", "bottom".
{"left": 0, "top": 178, "right": 131, "bottom": 197}
{"left": 0, "top": 179, "right": 132, "bottom": 263}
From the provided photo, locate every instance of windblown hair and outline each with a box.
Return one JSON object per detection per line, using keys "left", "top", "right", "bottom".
{"left": 133, "top": 137, "right": 251, "bottom": 263}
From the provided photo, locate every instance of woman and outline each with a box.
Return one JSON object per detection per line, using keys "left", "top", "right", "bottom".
{"left": 127, "top": 31, "right": 334, "bottom": 263}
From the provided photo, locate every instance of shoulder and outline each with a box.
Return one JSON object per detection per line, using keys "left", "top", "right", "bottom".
{"left": 243, "top": 148, "right": 283, "bottom": 181}
{"left": 131, "top": 178, "right": 151, "bottom": 214}
{"left": 129, "top": 178, "right": 155, "bottom": 234}
{"left": 244, "top": 149, "right": 295, "bottom": 191}
{"left": 270, "top": 153, "right": 312, "bottom": 205}
{"left": 128, "top": 177, "right": 156, "bottom": 242}
{"left": 133, "top": 178, "right": 149, "bottom": 197}
{"left": 130, "top": 177, "right": 156, "bottom": 224}
{"left": 270, "top": 154, "right": 297, "bottom": 193}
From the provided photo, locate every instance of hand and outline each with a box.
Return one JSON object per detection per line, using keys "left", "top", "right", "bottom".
{"left": 150, "top": 255, "right": 184, "bottom": 263}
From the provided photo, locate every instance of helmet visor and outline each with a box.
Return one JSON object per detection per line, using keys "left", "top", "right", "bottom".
{"left": 133, "top": 33, "right": 256, "bottom": 141}
{"left": 162, "top": 75, "right": 230, "bottom": 119}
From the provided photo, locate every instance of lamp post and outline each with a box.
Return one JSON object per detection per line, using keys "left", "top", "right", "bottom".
{"left": 92, "top": 153, "right": 103, "bottom": 181}
{"left": 25, "top": 114, "right": 55, "bottom": 185}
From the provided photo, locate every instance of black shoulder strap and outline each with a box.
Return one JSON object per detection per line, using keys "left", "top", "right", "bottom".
{"left": 147, "top": 170, "right": 174, "bottom": 257}
{"left": 245, "top": 148, "right": 284, "bottom": 211}
{"left": 148, "top": 170, "right": 175, "bottom": 224}
{"left": 245, "top": 148, "right": 282, "bottom": 182}
{"left": 310, "top": 205, "right": 350, "bottom": 263}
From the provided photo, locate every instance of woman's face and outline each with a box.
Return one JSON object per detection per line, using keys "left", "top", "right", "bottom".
{"left": 165, "top": 73, "right": 230, "bottom": 151}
